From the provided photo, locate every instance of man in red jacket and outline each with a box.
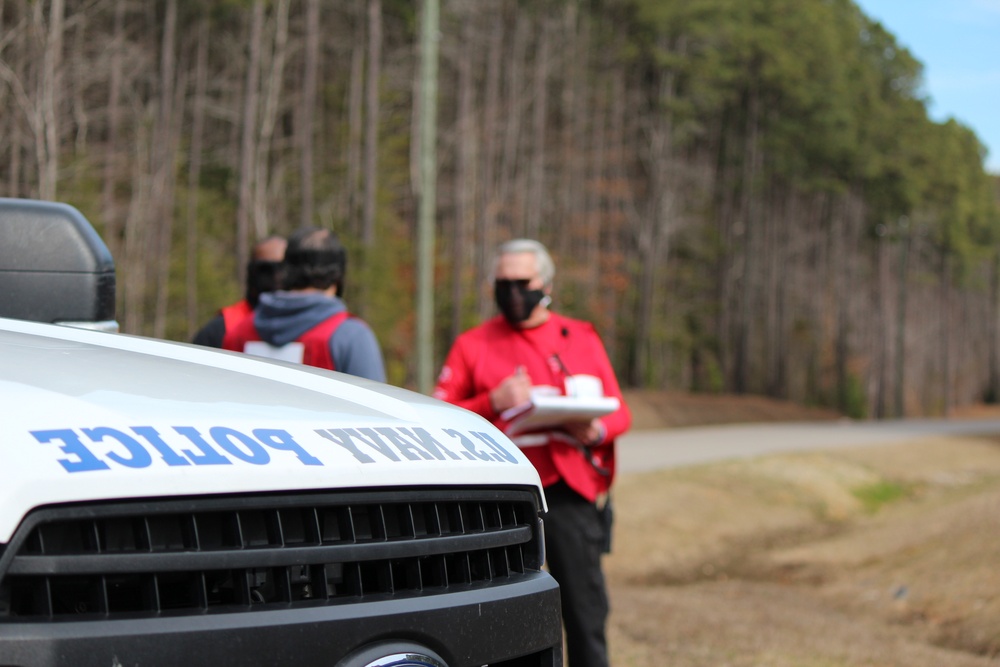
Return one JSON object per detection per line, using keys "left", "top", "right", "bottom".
{"left": 434, "top": 239, "right": 631, "bottom": 667}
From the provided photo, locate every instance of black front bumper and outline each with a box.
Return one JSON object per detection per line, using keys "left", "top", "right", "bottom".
{"left": 0, "top": 572, "right": 561, "bottom": 667}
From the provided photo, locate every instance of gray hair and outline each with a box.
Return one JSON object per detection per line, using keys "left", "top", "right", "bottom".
{"left": 495, "top": 239, "right": 556, "bottom": 286}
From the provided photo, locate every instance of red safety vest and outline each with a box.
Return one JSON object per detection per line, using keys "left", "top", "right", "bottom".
{"left": 220, "top": 300, "right": 253, "bottom": 334}
{"left": 222, "top": 311, "right": 350, "bottom": 371}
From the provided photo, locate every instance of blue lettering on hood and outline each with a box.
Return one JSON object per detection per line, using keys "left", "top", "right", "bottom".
{"left": 30, "top": 425, "right": 519, "bottom": 472}
{"left": 315, "top": 427, "right": 517, "bottom": 464}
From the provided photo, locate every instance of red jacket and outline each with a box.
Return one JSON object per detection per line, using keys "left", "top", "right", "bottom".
{"left": 433, "top": 313, "right": 631, "bottom": 501}
{"left": 223, "top": 312, "right": 350, "bottom": 370}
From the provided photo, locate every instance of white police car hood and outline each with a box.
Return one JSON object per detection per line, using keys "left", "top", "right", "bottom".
{"left": 0, "top": 318, "right": 543, "bottom": 543}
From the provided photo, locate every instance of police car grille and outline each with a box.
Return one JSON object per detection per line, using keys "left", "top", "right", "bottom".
{"left": 0, "top": 489, "right": 543, "bottom": 620}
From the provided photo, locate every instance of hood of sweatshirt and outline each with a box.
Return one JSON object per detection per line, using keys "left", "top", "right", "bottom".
{"left": 254, "top": 291, "right": 346, "bottom": 347}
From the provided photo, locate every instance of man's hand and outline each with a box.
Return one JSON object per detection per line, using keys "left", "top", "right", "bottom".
{"left": 490, "top": 366, "right": 533, "bottom": 413}
{"left": 564, "top": 419, "right": 603, "bottom": 446}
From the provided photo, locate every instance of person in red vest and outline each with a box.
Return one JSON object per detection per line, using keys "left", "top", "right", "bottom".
{"left": 433, "top": 238, "right": 631, "bottom": 667}
{"left": 223, "top": 226, "right": 385, "bottom": 382}
{"left": 191, "top": 235, "right": 287, "bottom": 348}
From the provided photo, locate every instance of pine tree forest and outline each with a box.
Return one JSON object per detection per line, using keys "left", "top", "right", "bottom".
{"left": 2, "top": 0, "right": 999, "bottom": 418}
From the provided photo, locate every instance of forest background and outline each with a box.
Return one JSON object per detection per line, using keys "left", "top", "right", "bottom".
{"left": 2, "top": 0, "right": 999, "bottom": 420}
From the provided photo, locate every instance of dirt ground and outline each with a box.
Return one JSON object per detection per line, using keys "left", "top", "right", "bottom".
{"left": 606, "top": 391, "right": 1000, "bottom": 666}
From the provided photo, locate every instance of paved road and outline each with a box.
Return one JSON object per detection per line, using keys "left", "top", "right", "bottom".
{"left": 617, "top": 418, "right": 1000, "bottom": 473}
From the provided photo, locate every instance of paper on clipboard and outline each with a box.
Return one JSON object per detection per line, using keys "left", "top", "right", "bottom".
{"left": 500, "top": 393, "right": 620, "bottom": 436}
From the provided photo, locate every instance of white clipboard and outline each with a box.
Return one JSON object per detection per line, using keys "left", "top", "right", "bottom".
{"left": 501, "top": 393, "right": 620, "bottom": 436}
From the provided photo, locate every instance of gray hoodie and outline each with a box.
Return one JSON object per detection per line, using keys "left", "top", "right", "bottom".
{"left": 253, "top": 291, "right": 386, "bottom": 382}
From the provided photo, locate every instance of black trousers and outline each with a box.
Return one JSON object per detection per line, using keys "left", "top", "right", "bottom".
{"left": 543, "top": 481, "right": 610, "bottom": 667}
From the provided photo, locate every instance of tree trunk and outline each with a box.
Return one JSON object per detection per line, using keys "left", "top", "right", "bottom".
{"left": 100, "top": 0, "right": 126, "bottom": 259}
{"left": 346, "top": 32, "right": 364, "bottom": 236}
{"left": 940, "top": 250, "right": 952, "bottom": 414}
{"left": 894, "top": 224, "right": 911, "bottom": 416}
{"left": 362, "top": 0, "right": 382, "bottom": 246}
{"left": 451, "top": 13, "right": 476, "bottom": 343}
{"left": 833, "top": 200, "right": 849, "bottom": 413}
{"left": 123, "top": 129, "right": 150, "bottom": 334}
{"left": 299, "top": 0, "right": 319, "bottom": 228}
{"left": 38, "top": 0, "right": 64, "bottom": 200}
{"left": 3, "top": 7, "right": 26, "bottom": 197}
{"left": 873, "top": 225, "right": 890, "bottom": 418}
{"left": 477, "top": 7, "right": 503, "bottom": 320}
{"left": 151, "top": 0, "right": 179, "bottom": 339}
{"left": 185, "top": 15, "right": 210, "bottom": 339}
{"left": 629, "top": 49, "right": 679, "bottom": 387}
{"left": 70, "top": 10, "right": 88, "bottom": 155}
{"left": 988, "top": 251, "right": 1000, "bottom": 402}
{"left": 733, "top": 84, "right": 761, "bottom": 394}
{"left": 253, "top": 0, "right": 290, "bottom": 239}
{"left": 526, "top": 17, "right": 548, "bottom": 239}
{"left": 7, "top": 111, "right": 22, "bottom": 197}
{"left": 765, "top": 188, "right": 789, "bottom": 399}
{"left": 557, "top": 2, "right": 578, "bottom": 261}
{"left": 603, "top": 67, "right": 627, "bottom": 367}
{"left": 586, "top": 67, "right": 607, "bottom": 301}
{"left": 236, "top": 0, "right": 265, "bottom": 278}
{"left": 498, "top": 9, "right": 527, "bottom": 237}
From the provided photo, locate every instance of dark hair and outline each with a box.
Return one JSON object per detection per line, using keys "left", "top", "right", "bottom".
{"left": 283, "top": 227, "right": 346, "bottom": 293}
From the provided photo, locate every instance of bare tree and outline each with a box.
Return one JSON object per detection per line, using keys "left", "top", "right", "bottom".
{"left": 732, "top": 81, "right": 763, "bottom": 393}
{"left": 585, "top": 69, "right": 609, "bottom": 298}
{"left": 476, "top": 7, "right": 503, "bottom": 319}
{"left": 0, "top": 6, "right": 28, "bottom": 197}
{"left": 123, "top": 126, "right": 150, "bottom": 334}
{"left": 938, "top": 249, "right": 952, "bottom": 414}
{"left": 37, "top": 0, "right": 65, "bottom": 200}
{"left": 526, "top": 16, "right": 549, "bottom": 238}
{"left": 603, "top": 67, "right": 628, "bottom": 367}
{"left": 253, "top": 0, "right": 290, "bottom": 239}
{"left": 987, "top": 251, "right": 1000, "bottom": 404}
{"left": 185, "top": 14, "right": 210, "bottom": 339}
{"left": 626, "top": 40, "right": 683, "bottom": 387}
{"left": 151, "top": 0, "right": 180, "bottom": 339}
{"left": 69, "top": 9, "right": 88, "bottom": 154}
{"left": 299, "top": 0, "right": 319, "bottom": 228}
{"left": 451, "top": 9, "right": 477, "bottom": 342}
{"left": 557, "top": 2, "right": 579, "bottom": 261}
{"left": 363, "top": 0, "right": 382, "bottom": 246}
{"left": 346, "top": 30, "right": 364, "bottom": 235}
{"left": 236, "top": 0, "right": 265, "bottom": 276}
{"left": 498, "top": 9, "right": 527, "bottom": 237}
{"left": 100, "top": 0, "right": 126, "bottom": 259}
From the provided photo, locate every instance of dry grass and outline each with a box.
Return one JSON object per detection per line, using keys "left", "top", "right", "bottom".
{"left": 605, "top": 393, "right": 1000, "bottom": 667}
{"left": 622, "top": 390, "right": 842, "bottom": 431}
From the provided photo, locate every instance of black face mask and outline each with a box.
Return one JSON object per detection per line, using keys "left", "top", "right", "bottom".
{"left": 495, "top": 279, "right": 547, "bottom": 325}
{"left": 246, "top": 260, "right": 284, "bottom": 307}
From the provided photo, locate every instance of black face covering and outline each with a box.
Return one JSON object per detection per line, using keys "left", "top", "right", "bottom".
{"left": 246, "top": 260, "right": 284, "bottom": 307}
{"left": 495, "top": 279, "right": 547, "bottom": 325}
